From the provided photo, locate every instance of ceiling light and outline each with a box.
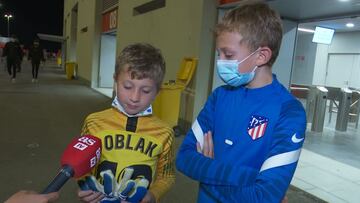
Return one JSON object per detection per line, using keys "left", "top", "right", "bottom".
{"left": 339, "top": 0, "right": 350, "bottom": 2}
{"left": 298, "top": 27, "right": 315, "bottom": 33}
{"left": 346, "top": 23, "right": 355, "bottom": 27}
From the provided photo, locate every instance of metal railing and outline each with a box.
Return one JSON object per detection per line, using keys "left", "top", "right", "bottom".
{"left": 310, "top": 86, "right": 328, "bottom": 132}
{"left": 293, "top": 85, "right": 360, "bottom": 132}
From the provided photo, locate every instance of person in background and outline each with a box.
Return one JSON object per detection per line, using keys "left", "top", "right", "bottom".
{"left": 2, "top": 34, "right": 23, "bottom": 83}
{"left": 28, "top": 38, "right": 45, "bottom": 83}
{"left": 5, "top": 190, "right": 59, "bottom": 203}
{"left": 176, "top": 2, "right": 306, "bottom": 203}
{"left": 0, "top": 46, "right": 5, "bottom": 71}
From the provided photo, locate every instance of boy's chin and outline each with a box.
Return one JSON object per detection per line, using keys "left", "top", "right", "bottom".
{"left": 125, "top": 108, "right": 141, "bottom": 116}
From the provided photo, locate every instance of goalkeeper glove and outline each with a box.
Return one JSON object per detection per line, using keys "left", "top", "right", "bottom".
{"left": 78, "top": 168, "right": 149, "bottom": 203}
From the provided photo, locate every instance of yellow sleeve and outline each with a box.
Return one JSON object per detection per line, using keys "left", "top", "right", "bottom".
{"left": 81, "top": 116, "right": 90, "bottom": 135}
{"left": 149, "top": 130, "right": 176, "bottom": 202}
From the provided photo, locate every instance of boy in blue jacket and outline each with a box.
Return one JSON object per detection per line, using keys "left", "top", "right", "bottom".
{"left": 176, "top": 2, "right": 306, "bottom": 203}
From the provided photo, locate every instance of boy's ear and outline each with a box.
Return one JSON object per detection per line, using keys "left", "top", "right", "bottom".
{"left": 256, "top": 47, "right": 272, "bottom": 66}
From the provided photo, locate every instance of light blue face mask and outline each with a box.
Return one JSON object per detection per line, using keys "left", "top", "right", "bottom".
{"left": 112, "top": 96, "right": 153, "bottom": 117}
{"left": 217, "top": 49, "right": 259, "bottom": 87}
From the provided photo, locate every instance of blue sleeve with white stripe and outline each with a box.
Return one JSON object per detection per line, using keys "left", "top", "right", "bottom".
{"left": 176, "top": 88, "right": 260, "bottom": 186}
{"left": 176, "top": 94, "right": 307, "bottom": 202}
{"left": 176, "top": 89, "right": 255, "bottom": 186}
{"left": 201, "top": 100, "right": 306, "bottom": 202}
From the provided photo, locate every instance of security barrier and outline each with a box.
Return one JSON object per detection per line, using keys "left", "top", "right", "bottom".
{"left": 289, "top": 85, "right": 311, "bottom": 122}
{"left": 311, "top": 86, "right": 328, "bottom": 133}
{"left": 306, "top": 86, "right": 317, "bottom": 123}
{"left": 335, "top": 88, "right": 352, "bottom": 131}
{"left": 353, "top": 91, "right": 360, "bottom": 129}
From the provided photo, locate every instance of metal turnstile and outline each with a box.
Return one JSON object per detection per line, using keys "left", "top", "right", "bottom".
{"left": 354, "top": 91, "right": 360, "bottom": 129}
{"left": 348, "top": 90, "right": 360, "bottom": 129}
{"left": 306, "top": 86, "right": 317, "bottom": 123}
{"left": 311, "top": 86, "right": 328, "bottom": 132}
{"left": 335, "top": 88, "right": 352, "bottom": 131}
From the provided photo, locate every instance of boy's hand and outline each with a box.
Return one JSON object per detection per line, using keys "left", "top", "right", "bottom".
{"left": 78, "top": 169, "right": 134, "bottom": 202}
{"left": 5, "top": 190, "right": 59, "bottom": 203}
{"left": 78, "top": 168, "right": 149, "bottom": 202}
{"left": 77, "top": 190, "right": 104, "bottom": 203}
{"left": 139, "top": 191, "right": 156, "bottom": 203}
{"left": 197, "top": 131, "right": 214, "bottom": 158}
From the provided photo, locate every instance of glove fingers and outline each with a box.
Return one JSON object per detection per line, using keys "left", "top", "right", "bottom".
{"left": 118, "top": 180, "right": 136, "bottom": 200}
{"left": 127, "top": 188, "right": 147, "bottom": 203}
{"left": 123, "top": 167, "right": 134, "bottom": 179}
{"left": 101, "top": 170, "right": 115, "bottom": 196}
{"left": 78, "top": 179, "right": 90, "bottom": 191}
{"left": 136, "top": 178, "right": 149, "bottom": 188}
{"left": 115, "top": 167, "right": 135, "bottom": 195}
{"left": 118, "top": 167, "right": 134, "bottom": 189}
{"left": 100, "top": 197, "right": 121, "bottom": 203}
{"left": 126, "top": 178, "right": 149, "bottom": 202}
{"left": 86, "top": 176, "right": 105, "bottom": 193}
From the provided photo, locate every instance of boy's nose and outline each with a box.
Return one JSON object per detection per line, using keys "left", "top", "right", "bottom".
{"left": 130, "top": 90, "right": 140, "bottom": 102}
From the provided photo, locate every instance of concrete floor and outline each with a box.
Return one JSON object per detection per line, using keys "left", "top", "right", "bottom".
{"left": 291, "top": 101, "right": 360, "bottom": 203}
{"left": 0, "top": 61, "right": 324, "bottom": 202}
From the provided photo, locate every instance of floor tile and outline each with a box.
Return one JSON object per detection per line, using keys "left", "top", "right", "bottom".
{"left": 300, "top": 149, "right": 360, "bottom": 182}
{"left": 305, "top": 188, "right": 347, "bottom": 203}
{"left": 291, "top": 177, "right": 317, "bottom": 190}
{"left": 330, "top": 182, "right": 360, "bottom": 202}
{"left": 294, "top": 166, "right": 350, "bottom": 192}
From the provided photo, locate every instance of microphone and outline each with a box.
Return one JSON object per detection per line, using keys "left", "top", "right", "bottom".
{"left": 42, "top": 134, "right": 102, "bottom": 194}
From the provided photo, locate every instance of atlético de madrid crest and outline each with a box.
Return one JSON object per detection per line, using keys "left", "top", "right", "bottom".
{"left": 247, "top": 115, "right": 269, "bottom": 140}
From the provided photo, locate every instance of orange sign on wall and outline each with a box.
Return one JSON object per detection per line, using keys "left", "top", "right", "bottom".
{"left": 102, "top": 8, "right": 118, "bottom": 32}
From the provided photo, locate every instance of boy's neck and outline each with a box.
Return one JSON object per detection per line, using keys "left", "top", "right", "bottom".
{"left": 246, "top": 65, "right": 273, "bottom": 89}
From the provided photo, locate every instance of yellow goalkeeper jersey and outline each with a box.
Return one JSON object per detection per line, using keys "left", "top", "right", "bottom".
{"left": 81, "top": 107, "right": 175, "bottom": 202}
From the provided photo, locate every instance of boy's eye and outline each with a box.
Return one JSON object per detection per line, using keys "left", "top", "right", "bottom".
{"left": 142, "top": 89, "right": 152, "bottom": 94}
{"left": 123, "top": 85, "right": 132, "bottom": 90}
{"left": 223, "top": 51, "right": 234, "bottom": 59}
{"left": 225, "top": 54, "right": 233, "bottom": 59}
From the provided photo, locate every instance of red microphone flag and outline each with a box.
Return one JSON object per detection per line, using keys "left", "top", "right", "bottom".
{"left": 60, "top": 135, "right": 101, "bottom": 178}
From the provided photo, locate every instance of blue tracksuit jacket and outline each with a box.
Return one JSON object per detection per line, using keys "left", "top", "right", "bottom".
{"left": 176, "top": 75, "right": 306, "bottom": 203}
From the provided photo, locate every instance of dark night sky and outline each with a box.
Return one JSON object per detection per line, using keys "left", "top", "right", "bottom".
{"left": 0, "top": 0, "right": 64, "bottom": 52}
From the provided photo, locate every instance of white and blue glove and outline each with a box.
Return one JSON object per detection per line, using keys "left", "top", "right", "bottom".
{"left": 78, "top": 168, "right": 149, "bottom": 203}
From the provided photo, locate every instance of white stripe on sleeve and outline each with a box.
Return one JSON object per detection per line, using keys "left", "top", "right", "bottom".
{"left": 260, "top": 149, "right": 301, "bottom": 172}
{"left": 192, "top": 119, "right": 204, "bottom": 150}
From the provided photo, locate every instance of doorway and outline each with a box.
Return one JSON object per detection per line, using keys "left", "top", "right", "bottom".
{"left": 99, "top": 33, "right": 116, "bottom": 88}
{"left": 325, "top": 54, "right": 360, "bottom": 88}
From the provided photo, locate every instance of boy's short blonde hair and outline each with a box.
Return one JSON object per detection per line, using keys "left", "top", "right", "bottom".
{"left": 216, "top": 2, "right": 283, "bottom": 66}
{"left": 115, "top": 43, "right": 166, "bottom": 90}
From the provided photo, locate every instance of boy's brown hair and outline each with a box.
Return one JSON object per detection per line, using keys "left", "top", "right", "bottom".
{"left": 115, "top": 43, "right": 166, "bottom": 90}
{"left": 216, "top": 2, "right": 283, "bottom": 66}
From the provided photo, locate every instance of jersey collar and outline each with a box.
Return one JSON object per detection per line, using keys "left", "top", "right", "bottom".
{"left": 111, "top": 97, "right": 152, "bottom": 117}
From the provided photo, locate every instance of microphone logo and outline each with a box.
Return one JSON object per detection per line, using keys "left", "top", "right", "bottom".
{"left": 73, "top": 137, "right": 98, "bottom": 151}
{"left": 90, "top": 148, "right": 101, "bottom": 167}
{"left": 78, "top": 136, "right": 96, "bottom": 145}
{"left": 73, "top": 142, "right": 88, "bottom": 151}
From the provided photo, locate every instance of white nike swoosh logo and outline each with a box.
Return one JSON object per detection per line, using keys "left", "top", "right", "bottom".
{"left": 291, "top": 133, "right": 304, "bottom": 143}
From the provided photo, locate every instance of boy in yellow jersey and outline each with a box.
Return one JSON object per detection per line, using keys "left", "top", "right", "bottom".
{"left": 78, "top": 43, "right": 175, "bottom": 203}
